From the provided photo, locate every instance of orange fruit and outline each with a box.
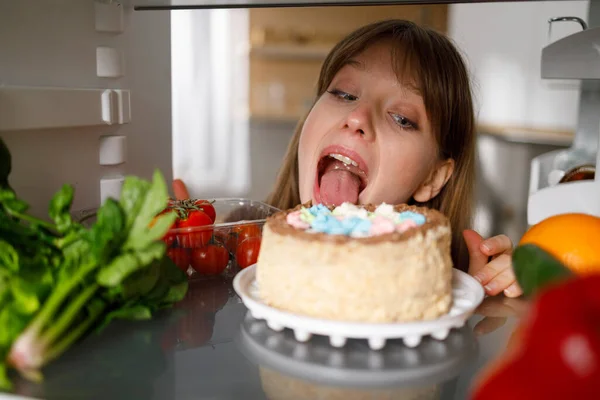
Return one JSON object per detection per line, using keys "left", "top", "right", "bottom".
{"left": 519, "top": 213, "right": 600, "bottom": 275}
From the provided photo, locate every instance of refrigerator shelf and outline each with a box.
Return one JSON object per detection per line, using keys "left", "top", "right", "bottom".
{"left": 0, "top": 86, "right": 131, "bottom": 132}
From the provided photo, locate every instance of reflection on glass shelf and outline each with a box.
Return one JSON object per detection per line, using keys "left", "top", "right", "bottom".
{"left": 234, "top": 312, "right": 478, "bottom": 395}
{"left": 133, "top": 0, "right": 549, "bottom": 10}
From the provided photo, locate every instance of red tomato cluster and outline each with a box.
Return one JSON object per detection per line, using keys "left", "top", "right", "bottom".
{"left": 158, "top": 199, "right": 262, "bottom": 277}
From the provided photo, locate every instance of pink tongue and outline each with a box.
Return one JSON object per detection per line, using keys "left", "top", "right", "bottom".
{"left": 319, "top": 169, "right": 361, "bottom": 206}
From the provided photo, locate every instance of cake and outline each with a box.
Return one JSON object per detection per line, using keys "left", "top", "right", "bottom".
{"left": 255, "top": 201, "right": 453, "bottom": 323}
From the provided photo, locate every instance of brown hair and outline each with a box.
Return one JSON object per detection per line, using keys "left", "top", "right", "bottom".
{"left": 265, "top": 19, "right": 476, "bottom": 271}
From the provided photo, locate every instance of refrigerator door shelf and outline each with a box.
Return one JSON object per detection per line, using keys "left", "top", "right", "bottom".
{"left": 527, "top": 180, "right": 600, "bottom": 226}
{"left": 0, "top": 86, "right": 131, "bottom": 132}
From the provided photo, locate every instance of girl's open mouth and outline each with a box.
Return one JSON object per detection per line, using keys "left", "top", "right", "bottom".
{"left": 313, "top": 146, "right": 369, "bottom": 206}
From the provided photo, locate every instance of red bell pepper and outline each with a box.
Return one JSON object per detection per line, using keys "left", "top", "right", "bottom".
{"left": 471, "top": 245, "right": 600, "bottom": 399}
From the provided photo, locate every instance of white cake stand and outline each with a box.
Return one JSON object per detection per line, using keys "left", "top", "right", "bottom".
{"left": 233, "top": 264, "right": 485, "bottom": 351}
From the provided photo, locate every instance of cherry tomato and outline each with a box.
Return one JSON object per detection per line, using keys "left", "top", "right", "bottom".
{"left": 233, "top": 224, "right": 261, "bottom": 243}
{"left": 167, "top": 248, "right": 191, "bottom": 273}
{"left": 191, "top": 244, "right": 229, "bottom": 275}
{"left": 176, "top": 210, "right": 213, "bottom": 248}
{"left": 236, "top": 237, "right": 261, "bottom": 269}
{"left": 226, "top": 224, "right": 261, "bottom": 254}
{"left": 193, "top": 200, "right": 216, "bottom": 223}
{"left": 213, "top": 231, "right": 237, "bottom": 254}
{"left": 163, "top": 232, "right": 175, "bottom": 247}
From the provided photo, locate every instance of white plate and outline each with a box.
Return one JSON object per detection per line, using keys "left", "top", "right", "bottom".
{"left": 233, "top": 264, "right": 485, "bottom": 350}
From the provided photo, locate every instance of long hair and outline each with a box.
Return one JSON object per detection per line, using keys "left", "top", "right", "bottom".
{"left": 265, "top": 20, "right": 476, "bottom": 271}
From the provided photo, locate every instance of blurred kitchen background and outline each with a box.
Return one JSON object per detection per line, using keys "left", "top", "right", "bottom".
{"left": 208, "top": 1, "right": 584, "bottom": 244}
{"left": 0, "top": 0, "right": 586, "bottom": 245}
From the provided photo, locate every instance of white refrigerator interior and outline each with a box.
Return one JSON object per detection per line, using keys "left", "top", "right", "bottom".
{"left": 0, "top": 0, "right": 250, "bottom": 219}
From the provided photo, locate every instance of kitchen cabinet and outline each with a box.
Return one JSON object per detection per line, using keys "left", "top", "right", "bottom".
{"left": 249, "top": 5, "right": 448, "bottom": 122}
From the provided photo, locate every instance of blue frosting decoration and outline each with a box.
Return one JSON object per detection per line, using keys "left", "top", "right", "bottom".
{"left": 310, "top": 214, "right": 374, "bottom": 236}
{"left": 308, "top": 204, "right": 331, "bottom": 216}
{"left": 294, "top": 203, "right": 426, "bottom": 237}
{"left": 397, "top": 211, "right": 426, "bottom": 225}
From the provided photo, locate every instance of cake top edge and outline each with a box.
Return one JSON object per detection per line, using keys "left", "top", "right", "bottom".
{"left": 275, "top": 201, "right": 448, "bottom": 221}
{"left": 266, "top": 201, "right": 450, "bottom": 242}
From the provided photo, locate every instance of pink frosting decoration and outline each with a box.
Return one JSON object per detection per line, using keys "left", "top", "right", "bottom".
{"left": 395, "top": 219, "right": 418, "bottom": 233}
{"left": 369, "top": 216, "right": 395, "bottom": 236}
{"left": 286, "top": 210, "right": 310, "bottom": 229}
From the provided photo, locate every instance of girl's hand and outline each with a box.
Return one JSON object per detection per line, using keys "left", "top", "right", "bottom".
{"left": 172, "top": 179, "right": 190, "bottom": 200}
{"left": 463, "top": 229, "right": 523, "bottom": 298}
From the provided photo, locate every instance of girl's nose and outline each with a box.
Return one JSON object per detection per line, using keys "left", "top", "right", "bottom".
{"left": 344, "top": 105, "right": 375, "bottom": 141}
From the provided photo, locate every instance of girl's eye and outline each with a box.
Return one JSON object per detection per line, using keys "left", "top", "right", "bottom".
{"left": 390, "top": 113, "right": 417, "bottom": 130}
{"left": 327, "top": 89, "right": 358, "bottom": 102}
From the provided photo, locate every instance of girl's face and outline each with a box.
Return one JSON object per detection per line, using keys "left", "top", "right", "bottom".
{"left": 298, "top": 41, "right": 453, "bottom": 206}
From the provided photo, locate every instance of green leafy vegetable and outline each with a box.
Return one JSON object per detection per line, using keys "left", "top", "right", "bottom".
{"left": 512, "top": 243, "right": 575, "bottom": 297}
{"left": 0, "top": 137, "right": 187, "bottom": 391}
{"left": 48, "top": 185, "right": 75, "bottom": 235}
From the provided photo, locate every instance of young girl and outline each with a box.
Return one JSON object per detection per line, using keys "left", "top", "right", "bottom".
{"left": 173, "top": 19, "right": 522, "bottom": 299}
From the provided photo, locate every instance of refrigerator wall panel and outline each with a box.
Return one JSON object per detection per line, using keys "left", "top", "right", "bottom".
{"left": 0, "top": 0, "right": 172, "bottom": 218}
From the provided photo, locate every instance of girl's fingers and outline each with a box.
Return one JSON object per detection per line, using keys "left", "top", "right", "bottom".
{"left": 483, "top": 267, "right": 517, "bottom": 296}
{"left": 463, "top": 229, "right": 488, "bottom": 275}
{"left": 503, "top": 281, "right": 524, "bottom": 298}
{"left": 472, "top": 253, "right": 512, "bottom": 285}
{"left": 480, "top": 234, "right": 513, "bottom": 256}
{"left": 172, "top": 179, "right": 190, "bottom": 200}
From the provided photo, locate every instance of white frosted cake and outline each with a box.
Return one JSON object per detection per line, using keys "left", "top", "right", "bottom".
{"left": 255, "top": 202, "right": 453, "bottom": 323}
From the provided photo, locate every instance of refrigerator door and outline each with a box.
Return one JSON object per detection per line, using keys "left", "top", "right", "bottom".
{"left": 0, "top": 0, "right": 172, "bottom": 217}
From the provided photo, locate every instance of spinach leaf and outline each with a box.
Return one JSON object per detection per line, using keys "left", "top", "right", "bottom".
{"left": 0, "top": 270, "right": 10, "bottom": 310}
{"left": 96, "top": 253, "right": 140, "bottom": 288}
{"left": 10, "top": 277, "right": 41, "bottom": 315}
{"left": 0, "top": 362, "right": 10, "bottom": 391}
{"left": 124, "top": 170, "right": 174, "bottom": 250}
{"left": 87, "top": 198, "right": 126, "bottom": 264}
{"left": 142, "top": 255, "right": 188, "bottom": 305}
{"left": 119, "top": 176, "right": 151, "bottom": 230}
{"left": 0, "top": 240, "right": 18, "bottom": 273}
{"left": 119, "top": 259, "right": 161, "bottom": 300}
{"left": 48, "top": 184, "right": 75, "bottom": 235}
{"left": 135, "top": 241, "right": 167, "bottom": 266}
{"left": 0, "top": 187, "right": 28, "bottom": 215}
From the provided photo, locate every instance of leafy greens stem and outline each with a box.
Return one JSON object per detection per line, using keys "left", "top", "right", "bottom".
{"left": 31, "top": 260, "right": 98, "bottom": 331}
{"left": 42, "top": 303, "right": 106, "bottom": 366}
{"left": 55, "top": 233, "right": 82, "bottom": 250}
{"left": 41, "top": 284, "right": 99, "bottom": 346}
{"left": 4, "top": 208, "right": 56, "bottom": 232}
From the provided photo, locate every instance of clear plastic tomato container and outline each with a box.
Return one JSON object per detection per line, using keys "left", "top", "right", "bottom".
{"left": 164, "top": 198, "right": 280, "bottom": 280}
